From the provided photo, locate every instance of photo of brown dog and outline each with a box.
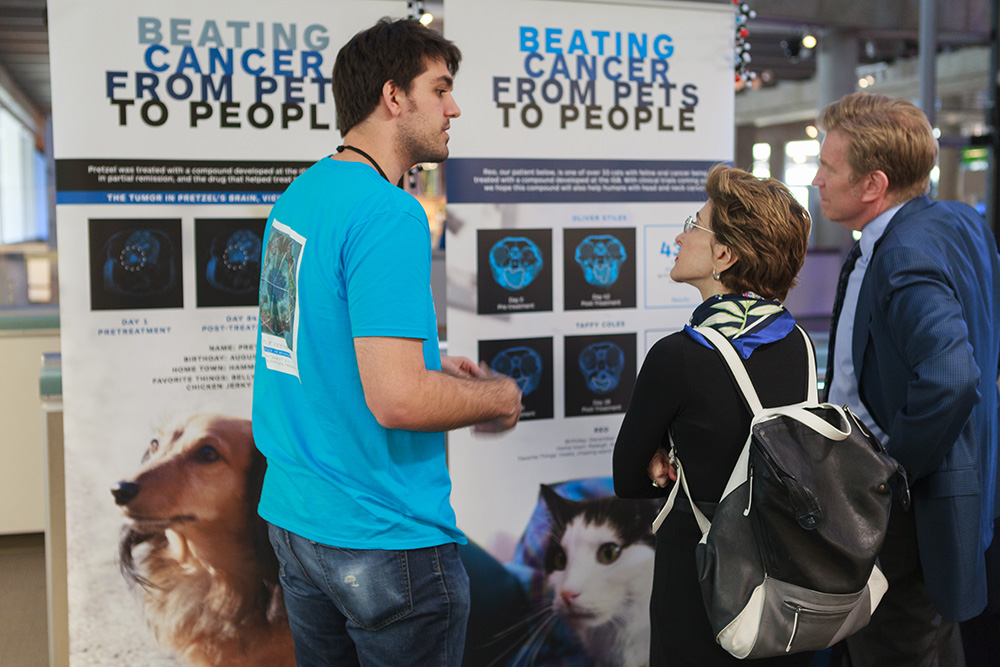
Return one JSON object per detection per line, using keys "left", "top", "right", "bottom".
{"left": 111, "top": 413, "right": 295, "bottom": 666}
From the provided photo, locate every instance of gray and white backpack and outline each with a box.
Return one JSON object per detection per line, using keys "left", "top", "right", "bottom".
{"left": 652, "top": 325, "right": 909, "bottom": 658}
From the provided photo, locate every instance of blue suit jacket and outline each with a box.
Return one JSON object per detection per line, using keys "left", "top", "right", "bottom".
{"left": 853, "top": 195, "right": 1000, "bottom": 621}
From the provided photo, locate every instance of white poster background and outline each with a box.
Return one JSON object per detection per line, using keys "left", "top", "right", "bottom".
{"left": 446, "top": 0, "right": 733, "bottom": 557}
{"left": 48, "top": 1, "right": 403, "bottom": 664}
{"left": 48, "top": 2, "right": 368, "bottom": 161}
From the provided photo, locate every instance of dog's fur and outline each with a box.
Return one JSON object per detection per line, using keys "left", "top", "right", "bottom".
{"left": 113, "top": 414, "right": 295, "bottom": 666}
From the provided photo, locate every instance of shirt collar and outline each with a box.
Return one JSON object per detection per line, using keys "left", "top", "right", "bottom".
{"left": 859, "top": 202, "right": 905, "bottom": 257}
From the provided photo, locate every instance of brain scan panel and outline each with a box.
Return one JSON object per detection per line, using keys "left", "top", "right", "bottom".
{"left": 574, "top": 234, "right": 627, "bottom": 287}
{"left": 491, "top": 346, "right": 543, "bottom": 396}
{"left": 578, "top": 341, "right": 625, "bottom": 394}
{"left": 489, "top": 237, "right": 544, "bottom": 290}
{"left": 102, "top": 229, "right": 177, "bottom": 296}
{"left": 206, "top": 229, "right": 263, "bottom": 294}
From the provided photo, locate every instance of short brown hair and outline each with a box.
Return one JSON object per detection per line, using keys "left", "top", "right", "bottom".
{"left": 706, "top": 165, "right": 811, "bottom": 302}
{"left": 817, "top": 92, "right": 938, "bottom": 204}
{"left": 332, "top": 18, "right": 462, "bottom": 136}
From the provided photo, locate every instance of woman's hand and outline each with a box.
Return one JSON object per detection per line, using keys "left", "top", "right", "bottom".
{"left": 647, "top": 447, "right": 677, "bottom": 488}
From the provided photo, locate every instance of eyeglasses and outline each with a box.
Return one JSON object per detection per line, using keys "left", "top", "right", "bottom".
{"left": 683, "top": 215, "right": 715, "bottom": 235}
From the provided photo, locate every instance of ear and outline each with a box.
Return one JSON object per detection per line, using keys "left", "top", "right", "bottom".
{"left": 858, "top": 169, "right": 889, "bottom": 203}
{"left": 539, "top": 484, "right": 573, "bottom": 523}
{"left": 712, "top": 242, "right": 738, "bottom": 274}
{"left": 381, "top": 79, "right": 406, "bottom": 118}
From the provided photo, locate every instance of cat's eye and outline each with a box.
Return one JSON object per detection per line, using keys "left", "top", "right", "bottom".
{"left": 546, "top": 545, "right": 567, "bottom": 571}
{"left": 596, "top": 542, "right": 622, "bottom": 564}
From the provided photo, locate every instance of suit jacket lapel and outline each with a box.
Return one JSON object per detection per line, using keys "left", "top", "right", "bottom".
{"left": 851, "top": 195, "right": 932, "bottom": 405}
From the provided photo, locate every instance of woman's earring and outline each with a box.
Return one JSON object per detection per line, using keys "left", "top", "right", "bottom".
{"left": 712, "top": 270, "right": 721, "bottom": 281}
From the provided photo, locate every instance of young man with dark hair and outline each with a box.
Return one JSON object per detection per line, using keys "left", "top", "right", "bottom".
{"left": 252, "top": 18, "right": 522, "bottom": 667}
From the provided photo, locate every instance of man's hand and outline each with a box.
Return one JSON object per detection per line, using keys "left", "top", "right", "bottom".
{"left": 472, "top": 361, "right": 522, "bottom": 434}
{"left": 441, "top": 355, "right": 483, "bottom": 379}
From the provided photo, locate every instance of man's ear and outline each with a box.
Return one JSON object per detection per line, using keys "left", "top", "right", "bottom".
{"left": 381, "top": 80, "right": 405, "bottom": 117}
{"left": 858, "top": 169, "right": 889, "bottom": 203}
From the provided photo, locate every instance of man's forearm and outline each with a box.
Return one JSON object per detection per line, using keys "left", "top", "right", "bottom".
{"left": 375, "top": 369, "right": 521, "bottom": 432}
{"left": 355, "top": 337, "right": 521, "bottom": 432}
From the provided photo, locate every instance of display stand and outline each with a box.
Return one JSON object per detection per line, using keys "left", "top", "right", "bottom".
{"left": 41, "top": 353, "right": 67, "bottom": 667}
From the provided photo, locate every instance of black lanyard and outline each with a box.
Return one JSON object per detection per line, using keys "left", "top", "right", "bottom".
{"left": 336, "top": 145, "right": 390, "bottom": 183}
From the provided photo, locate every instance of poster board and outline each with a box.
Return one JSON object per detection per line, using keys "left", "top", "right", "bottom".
{"left": 445, "top": 1, "right": 734, "bottom": 663}
{"left": 47, "top": 1, "right": 404, "bottom": 663}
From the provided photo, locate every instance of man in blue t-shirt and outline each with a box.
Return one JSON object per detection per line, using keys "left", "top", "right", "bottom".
{"left": 252, "top": 18, "right": 522, "bottom": 667}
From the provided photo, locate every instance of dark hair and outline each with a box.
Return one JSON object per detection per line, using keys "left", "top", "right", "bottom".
{"left": 817, "top": 92, "right": 937, "bottom": 203}
{"left": 332, "top": 18, "right": 462, "bottom": 136}
{"left": 706, "top": 165, "right": 811, "bottom": 302}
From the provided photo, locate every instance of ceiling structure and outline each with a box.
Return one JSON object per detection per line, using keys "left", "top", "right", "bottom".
{"left": 0, "top": 0, "right": 994, "bottom": 138}
{"left": 741, "top": 0, "right": 992, "bottom": 86}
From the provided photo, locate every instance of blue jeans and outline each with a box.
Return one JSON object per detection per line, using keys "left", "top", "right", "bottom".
{"left": 267, "top": 523, "right": 470, "bottom": 667}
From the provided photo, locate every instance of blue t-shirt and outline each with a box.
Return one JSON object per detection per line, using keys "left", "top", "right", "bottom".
{"left": 252, "top": 158, "right": 465, "bottom": 549}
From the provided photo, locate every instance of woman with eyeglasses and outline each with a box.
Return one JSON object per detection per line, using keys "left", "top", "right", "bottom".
{"left": 612, "top": 164, "right": 813, "bottom": 666}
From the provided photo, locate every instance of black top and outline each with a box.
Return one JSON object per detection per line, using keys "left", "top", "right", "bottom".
{"left": 613, "top": 329, "right": 810, "bottom": 504}
{"left": 614, "top": 328, "right": 814, "bottom": 666}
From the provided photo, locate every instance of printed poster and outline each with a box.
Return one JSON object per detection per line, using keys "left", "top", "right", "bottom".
{"left": 48, "top": 1, "right": 404, "bottom": 664}
{"left": 445, "top": 1, "right": 734, "bottom": 664}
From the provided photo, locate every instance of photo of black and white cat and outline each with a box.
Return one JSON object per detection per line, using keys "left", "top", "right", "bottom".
{"left": 540, "top": 484, "right": 659, "bottom": 667}
{"left": 461, "top": 479, "right": 659, "bottom": 667}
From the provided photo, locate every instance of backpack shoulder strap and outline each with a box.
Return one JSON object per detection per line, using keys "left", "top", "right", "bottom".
{"left": 799, "top": 326, "right": 818, "bottom": 403}
{"left": 694, "top": 325, "right": 817, "bottom": 414}
{"left": 651, "top": 433, "right": 712, "bottom": 535}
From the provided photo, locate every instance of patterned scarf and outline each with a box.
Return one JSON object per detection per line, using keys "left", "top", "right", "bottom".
{"left": 684, "top": 293, "right": 795, "bottom": 359}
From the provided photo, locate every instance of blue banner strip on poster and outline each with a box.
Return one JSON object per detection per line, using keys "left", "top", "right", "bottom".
{"left": 446, "top": 157, "right": 723, "bottom": 204}
{"left": 57, "top": 191, "right": 284, "bottom": 205}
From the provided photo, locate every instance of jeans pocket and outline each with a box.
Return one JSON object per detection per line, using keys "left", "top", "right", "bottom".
{"left": 266, "top": 523, "right": 290, "bottom": 579}
{"left": 317, "top": 546, "right": 413, "bottom": 631}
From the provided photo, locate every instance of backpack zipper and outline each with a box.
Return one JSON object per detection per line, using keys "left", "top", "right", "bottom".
{"left": 782, "top": 598, "right": 859, "bottom": 652}
{"left": 785, "top": 605, "right": 800, "bottom": 652}
{"left": 744, "top": 460, "right": 754, "bottom": 516}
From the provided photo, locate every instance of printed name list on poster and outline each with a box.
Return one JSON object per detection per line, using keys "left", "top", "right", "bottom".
{"left": 445, "top": 0, "right": 735, "bottom": 553}
{"left": 48, "top": 1, "right": 404, "bottom": 665}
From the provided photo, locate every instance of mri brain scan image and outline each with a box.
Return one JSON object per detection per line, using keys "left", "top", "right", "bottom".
{"left": 490, "top": 346, "right": 543, "bottom": 396}
{"left": 578, "top": 341, "right": 625, "bottom": 394}
{"left": 206, "top": 229, "right": 262, "bottom": 294}
{"left": 102, "top": 229, "right": 177, "bottom": 296}
{"left": 574, "top": 234, "right": 627, "bottom": 287}
{"left": 489, "top": 237, "right": 544, "bottom": 290}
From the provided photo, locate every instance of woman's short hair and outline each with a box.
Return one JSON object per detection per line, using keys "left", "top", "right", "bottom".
{"left": 818, "top": 92, "right": 937, "bottom": 204}
{"left": 706, "top": 164, "right": 811, "bottom": 302}
{"left": 332, "top": 18, "right": 462, "bottom": 136}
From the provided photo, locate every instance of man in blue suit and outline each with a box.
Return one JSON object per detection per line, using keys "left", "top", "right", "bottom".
{"left": 815, "top": 92, "right": 1000, "bottom": 666}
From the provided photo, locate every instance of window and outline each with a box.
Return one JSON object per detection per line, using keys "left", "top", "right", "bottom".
{"left": 751, "top": 142, "right": 771, "bottom": 178}
{"left": 784, "top": 139, "right": 820, "bottom": 212}
{"left": 0, "top": 103, "right": 54, "bottom": 308}
{"left": 0, "top": 107, "right": 46, "bottom": 244}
